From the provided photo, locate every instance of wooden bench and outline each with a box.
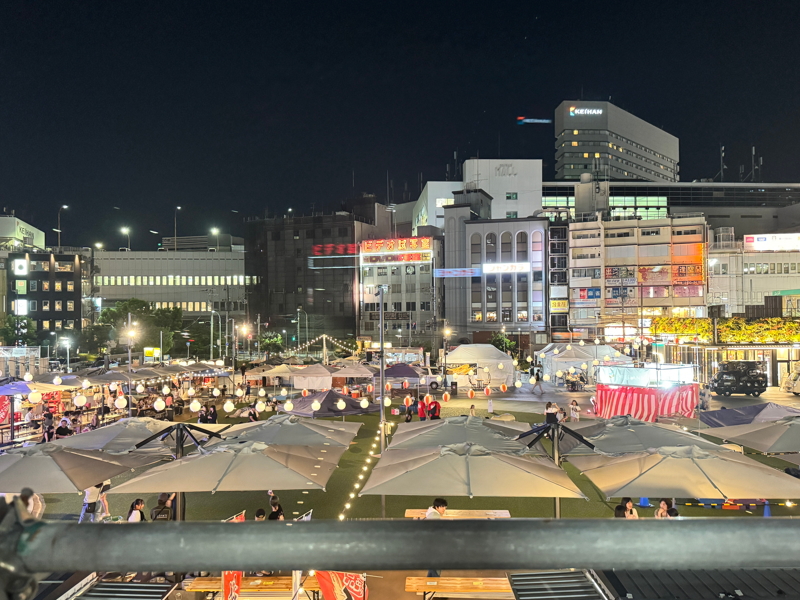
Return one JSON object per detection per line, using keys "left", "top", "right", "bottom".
{"left": 405, "top": 576, "right": 513, "bottom": 599}
{"left": 404, "top": 509, "right": 511, "bottom": 519}
{"left": 184, "top": 576, "right": 320, "bottom": 599}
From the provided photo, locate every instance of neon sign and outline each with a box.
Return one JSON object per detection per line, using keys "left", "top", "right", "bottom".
{"left": 361, "top": 237, "right": 432, "bottom": 253}
{"left": 569, "top": 106, "right": 603, "bottom": 116}
{"left": 482, "top": 263, "right": 530, "bottom": 274}
{"left": 312, "top": 244, "right": 358, "bottom": 256}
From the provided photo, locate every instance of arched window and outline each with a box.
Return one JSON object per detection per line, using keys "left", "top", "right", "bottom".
{"left": 485, "top": 233, "right": 497, "bottom": 263}
{"left": 500, "top": 232, "right": 512, "bottom": 262}
{"left": 470, "top": 233, "right": 482, "bottom": 268}
{"left": 516, "top": 232, "right": 528, "bottom": 262}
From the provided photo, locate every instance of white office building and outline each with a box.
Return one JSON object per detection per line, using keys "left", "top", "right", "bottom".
{"left": 555, "top": 101, "right": 679, "bottom": 182}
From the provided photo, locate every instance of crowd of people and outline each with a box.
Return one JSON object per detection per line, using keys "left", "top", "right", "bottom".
{"left": 401, "top": 395, "right": 442, "bottom": 422}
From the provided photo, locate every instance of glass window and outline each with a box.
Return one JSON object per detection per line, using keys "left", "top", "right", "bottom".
{"left": 226, "top": 276, "right": 232, "bottom": 285}
{"left": 55, "top": 320, "right": 62, "bottom": 330}
{"left": 406, "top": 302, "right": 416, "bottom": 311}
{"left": 42, "top": 281, "right": 50, "bottom": 291}
{"left": 66, "top": 320, "right": 74, "bottom": 329}
{"left": 470, "top": 233, "right": 482, "bottom": 268}
{"left": 55, "top": 262, "right": 73, "bottom": 272}
{"left": 66, "top": 301, "right": 74, "bottom": 311}
{"left": 67, "top": 280, "right": 74, "bottom": 292}
{"left": 485, "top": 233, "right": 497, "bottom": 263}
{"left": 505, "top": 193, "right": 518, "bottom": 200}
{"left": 29, "top": 300, "right": 37, "bottom": 311}
{"left": 471, "top": 310, "right": 483, "bottom": 322}
{"left": 55, "top": 301, "right": 62, "bottom": 311}
{"left": 123, "top": 276, "right": 129, "bottom": 286}
{"left": 239, "top": 276, "right": 244, "bottom": 285}
{"left": 181, "top": 276, "right": 187, "bottom": 286}
{"left": 42, "top": 320, "right": 49, "bottom": 330}
{"left": 149, "top": 276, "right": 155, "bottom": 285}
{"left": 135, "top": 275, "right": 141, "bottom": 285}
{"left": 168, "top": 275, "right": 174, "bottom": 285}
{"left": 42, "top": 300, "right": 50, "bottom": 311}
{"left": 501, "top": 232, "right": 512, "bottom": 261}
{"left": 377, "top": 267, "right": 387, "bottom": 277}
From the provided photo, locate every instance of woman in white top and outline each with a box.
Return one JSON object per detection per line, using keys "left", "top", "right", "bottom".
{"left": 127, "top": 499, "right": 146, "bottom": 522}
{"left": 621, "top": 497, "right": 639, "bottom": 519}
{"left": 569, "top": 400, "right": 581, "bottom": 421}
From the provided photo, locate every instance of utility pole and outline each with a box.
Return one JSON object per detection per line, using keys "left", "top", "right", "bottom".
{"left": 378, "top": 285, "right": 387, "bottom": 518}
{"left": 256, "top": 313, "right": 261, "bottom": 359}
{"left": 210, "top": 310, "right": 214, "bottom": 361}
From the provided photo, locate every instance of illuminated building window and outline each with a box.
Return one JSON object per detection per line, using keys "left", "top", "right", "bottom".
{"left": 583, "top": 153, "right": 589, "bottom": 158}
{"left": 55, "top": 320, "right": 62, "bottom": 330}
{"left": 377, "top": 267, "right": 387, "bottom": 277}
{"left": 66, "top": 320, "right": 74, "bottom": 329}
{"left": 67, "top": 301, "right": 74, "bottom": 312}
{"left": 42, "top": 320, "right": 49, "bottom": 330}
{"left": 55, "top": 281, "right": 62, "bottom": 292}
{"left": 67, "top": 281, "right": 74, "bottom": 292}
{"left": 30, "top": 280, "right": 38, "bottom": 292}
{"left": 573, "top": 130, "right": 578, "bottom": 135}
{"left": 486, "top": 311, "right": 497, "bottom": 322}
{"left": 595, "top": 153, "right": 600, "bottom": 158}
{"left": 55, "top": 301, "right": 62, "bottom": 311}
{"left": 42, "top": 301, "right": 50, "bottom": 311}
{"left": 571, "top": 141, "right": 578, "bottom": 147}
{"left": 472, "top": 311, "right": 483, "bottom": 322}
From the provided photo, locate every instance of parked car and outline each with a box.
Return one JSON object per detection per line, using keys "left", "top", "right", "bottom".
{"left": 709, "top": 361, "right": 768, "bottom": 397}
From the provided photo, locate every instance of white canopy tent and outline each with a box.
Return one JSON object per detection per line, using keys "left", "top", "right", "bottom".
{"left": 292, "top": 364, "right": 335, "bottom": 390}
{"left": 444, "top": 344, "right": 514, "bottom": 386}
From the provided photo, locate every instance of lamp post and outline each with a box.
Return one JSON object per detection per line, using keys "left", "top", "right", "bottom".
{"left": 211, "top": 227, "right": 220, "bottom": 251}
{"left": 296, "top": 305, "right": 308, "bottom": 354}
{"left": 57, "top": 205, "right": 68, "bottom": 247}
{"left": 174, "top": 206, "right": 182, "bottom": 251}
{"left": 121, "top": 227, "right": 131, "bottom": 251}
{"left": 241, "top": 325, "right": 250, "bottom": 358}
{"left": 62, "top": 337, "right": 71, "bottom": 373}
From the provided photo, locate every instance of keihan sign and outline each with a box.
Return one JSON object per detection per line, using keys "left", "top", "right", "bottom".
{"left": 569, "top": 106, "right": 603, "bottom": 116}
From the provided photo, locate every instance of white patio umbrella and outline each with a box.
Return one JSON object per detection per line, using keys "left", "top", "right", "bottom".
{"left": 360, "top": 442, "right": 586, "bottom": 499}
{"left": 209, "top": 414, "right": 362, "bottom": 448}
{"left": 698, "top": 416, "right": 800, "bottom": 454}
{"left": 0, "top": 444, "right": 157, "bottom": 493}
{"left": 569, "top": 445, "right": 800, "bottom": 500}
{"left": 389, "top": 416, "right": 540, "bottom": 453}
{"left": 108, "top": 442, "right": 347, "bottom": 493}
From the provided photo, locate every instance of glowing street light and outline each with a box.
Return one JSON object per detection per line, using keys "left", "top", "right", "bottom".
{"left": 211, "top": 227, "right": 220, "bottom": 251}
{"left": 120, "top": 227, "right": 131, "bottom": 250}
{"left": 57, "top": 205, "right": 68, "bottom": 247}
{"left": 174, "top": 206, "right": 182, "bottom": 251}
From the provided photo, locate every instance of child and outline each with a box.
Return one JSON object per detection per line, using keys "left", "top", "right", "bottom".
{"left": 569, "top": 400, "right": 581, "bottom": 422}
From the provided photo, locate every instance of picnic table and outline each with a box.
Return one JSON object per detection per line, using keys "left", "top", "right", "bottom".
{"left": 406, "top": 576, "right": 513, "bottom": 599}
{"left": 184, "top": 576, "right": 320, "bottom": 599}
{"left": 404, "top": 509, "right": 511, "bottom": 519}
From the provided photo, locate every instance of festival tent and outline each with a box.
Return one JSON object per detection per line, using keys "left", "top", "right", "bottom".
{"left": 569, "top": 445, "right": 800, "bottom": 500}
{"left": 444, "top": 344, "right": 514, "bottom": 386}
{"left": 698, "top": 416, "right": 800, "bottom": 454}
{"left": 699, "top": 402, "right": 800, "bottom": 428}
{"left": 280, "top": 389, "right": 380, "bottom": 418}
{"left": 383, "top": 363, "right": 421, "bottom": 380}
{"left": 360, "top": 442, "right": 586, "bottom": 498}
{"left": 292, "top": 364, "right": 335, "bottom": 390}
{"left": 210, "top": 414, "right": 362, "bottom": 447}
{"left": 541, "top": 346, "right": 595, "bottom": 375}
{"left": 333, "top": 364, "right": 376, "bottom": 378}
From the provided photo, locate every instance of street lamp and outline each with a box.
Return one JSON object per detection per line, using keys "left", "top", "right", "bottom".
{"left": 174, "top": 206, "right": 182, "bottom": 251}
{"left": 94, "top": 242, "right": 103, "bottom": 250}
{"left": 57, "top": 205, "right": 68, "bottom": 247}
{"left": 120, "top": 227, "right": 131, "bottom": 250}
{"left": 61, "top": 337, "right": 71, "bottom": 373}
{"left": 241, "top": 325, "right": 250, "bottom": 357}
{"left": 211, "top": 227, "right": 220, "bottom": 251}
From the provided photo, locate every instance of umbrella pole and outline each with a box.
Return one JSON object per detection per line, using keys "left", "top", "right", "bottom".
{"left": 174, "top": 424, "right": 186, "bottom": 521}
{"left": 553, "top": 423, "right": 561, "bottom": 520}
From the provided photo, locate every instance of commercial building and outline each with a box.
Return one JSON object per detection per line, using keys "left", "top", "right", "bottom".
{"left": 568, "top": 213, "right": 707, "bottom": 340}
{"left": 554, "top": 101, "right": 679, "bottom": 182}
{"left": 245, "top": 200, "right": 391, "bottom": 344}
{"left": 357, "top": 231, "right": 443, "bottom": 350}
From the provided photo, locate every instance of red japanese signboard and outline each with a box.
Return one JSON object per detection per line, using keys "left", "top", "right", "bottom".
{"left": 312, "top": 244, "right": 359, "bottom": 256}
{"left": 316, "top": 571, "right": 368, "bottom": 600}
{"left": 222, "top": 571, "right": 242, "bottom": 600}
{"left": 361, "top": 237, "right": 432, "bottom": 253}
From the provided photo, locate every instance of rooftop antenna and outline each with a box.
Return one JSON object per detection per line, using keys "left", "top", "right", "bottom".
{"left": 717, "top": 144, "right": 727, "bottom": 182}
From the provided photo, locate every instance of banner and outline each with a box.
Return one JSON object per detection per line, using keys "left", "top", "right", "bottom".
{"left": 221, "top": 571, "right": 242, "bottom": 600}
{"left": 0, "top": 396, "right": 9, "bottom": 425}
{"left": 317, "top": 572, "right": 368, "bottom": 600}
{"left": 595, "top": 383, "right": 697, "bottom": 422}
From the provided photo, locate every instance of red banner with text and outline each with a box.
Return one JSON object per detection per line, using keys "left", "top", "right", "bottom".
{"left": 316, "top": 571, "right": 368, "bottom": 600}
{"left": 221, "top": 571, "right": 242, "bottom": 600}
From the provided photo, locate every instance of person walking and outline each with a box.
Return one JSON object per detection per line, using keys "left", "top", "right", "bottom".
{"left": 79, "top": 483, "right": 103, "bottom": 523}
{"left": 532, "top": 370, "right": 544, "bottom": 395}
{"left": 425, "top": 498, "right": 447, "bottom": 577}
{"left": 127, "top": 499, "right": 147, "bottom": 522}
{"left": 699, "top": 384, "right": 712, "bottom": 411}
{"left": 621, "top": 497, "right": 639, "bottom": 519}
{"left": 569, "top": 400, "right": 581, "bottom": 422}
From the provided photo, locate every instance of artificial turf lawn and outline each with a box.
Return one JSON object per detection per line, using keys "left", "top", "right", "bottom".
{"left": 39, "top": 404, "right": 797, "bottom": 521}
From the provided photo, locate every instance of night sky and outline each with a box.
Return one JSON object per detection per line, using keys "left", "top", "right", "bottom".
{"left": 2, "top": 1, "right": 799, "bottom": 249}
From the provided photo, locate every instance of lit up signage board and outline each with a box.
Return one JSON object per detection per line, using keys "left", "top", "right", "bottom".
{"left": 312, "top": 244, "right": 358, "bottom": 256}
{"left": 482, "top": 263, "right": 530, "bottom": 274}
{"left": 12, "top": 259, "right": 27, "bottom": 276}
{"left": 550, "top": 299, "right": 569, "bottom": 313}
{"left": 13, "top": 300, "right": 28, "bottom": 316}
{"left": 744, "top": 234, "right": 800, "bottom": 253}
{"left": 569, "top": 106, "right": 603, "bottom": 116}
{"left": 360, "top": 237, "right": 433, "bottom": 264}
{"left": 435, "top": 268, "right": 481, "bottom": 278}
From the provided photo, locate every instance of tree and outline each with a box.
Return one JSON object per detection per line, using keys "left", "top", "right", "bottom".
{"left": 259, "top": 332, "right": 284, "bottom": 358}
{"left": 79, "top": 323, "right": 114, "bottom": 355}
{"left": 489, "top": 332, "right": 516, "bottom": 355}
{"left": 98, "top": 298, "right": 183, "bottom": 357}
{"left": 0, "top": 315, "right": 38, "bottom": 346}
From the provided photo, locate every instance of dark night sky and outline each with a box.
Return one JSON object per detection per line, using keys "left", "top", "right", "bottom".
{"left": 2, "top": 1, "right": 799, "bottom": 249}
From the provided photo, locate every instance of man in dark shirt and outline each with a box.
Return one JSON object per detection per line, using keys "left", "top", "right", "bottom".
{"left": 55, "top": 419, "right": 72, "bottom": 439}
{"left": 150, "top": 493, "right": 174, "bottom": 521}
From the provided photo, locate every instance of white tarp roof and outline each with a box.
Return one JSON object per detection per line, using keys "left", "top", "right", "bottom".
{"left": 445, "top": 344, "right": 514, "bottom": 385}
{"left": 292, "top": 363, "right": 334, "bottom": 390}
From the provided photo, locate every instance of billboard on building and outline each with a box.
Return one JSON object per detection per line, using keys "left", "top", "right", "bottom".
{"left": 744, "top": 234, "right": 800, "bottom": 253}
{"left": 0, "top": 218, "right": 45, "bottom": 249}
{"left": 360, "top": 237, "right": 433, "bottom": 264}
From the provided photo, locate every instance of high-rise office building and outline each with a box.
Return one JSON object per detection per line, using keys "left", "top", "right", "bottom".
{"left": 554, "top": 101, "right": 679, "bottom": 182}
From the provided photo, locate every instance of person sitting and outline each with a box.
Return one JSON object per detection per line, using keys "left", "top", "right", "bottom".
{"left": 255, "top": 508, "right": 267, "bottom": 521}
{"left": 654, "top": 498, "right": 673, "bottom": 519}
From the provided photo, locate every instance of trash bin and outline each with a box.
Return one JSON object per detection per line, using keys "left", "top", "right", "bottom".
{"left": 450, "top": 381, "right": 458, "bottom": 396}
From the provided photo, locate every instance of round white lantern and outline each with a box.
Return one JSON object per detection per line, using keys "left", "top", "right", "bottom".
{"left": 539, "top": 353, "right": 545, "bottom": 359}
{"left": 593, "top": 359, "right": 600, "bottom": 366}
{"left": 311, "top": 400, "right": 322, "bottom": 411}
{"left": 235, "top": 388, "right": 244, "bottom": 397}
{"left": 360, "top": 399, "right": 369, "bottom": 409}
{"left": 566, "top": 344, "right": 572, "bottom": 351}
{"left": 153, "top": 398, "right": 166, "bottom": 411}
{"left": 483, "top": 367, "right": 490, "bottom": 373}
{"left": 23, "top": 373, "right": 33, "bottom": 382}
{"left": 468, "top": 370, "right": 474, "bottom": 377}
{"left": 512, "top": 359, "right": 518, "bottom": 366}
{"left": 188, "top": 387, "right": 196, "bottom": 396}
{"left": 109, "top": 382, "right": 118, "bottom": 391}
{"left": 383, "top": 397, "right": 392, "bottom": 407}
{"left": 497, "top": 363, "right": 504, "bottom": 370}
{"left": 579, "top": 340, "right": 585, "bottom": 346}
{"left": 604, "top": 355, "right": 611, "bottom": 361}
{"left": 258, "top": 388, "right": 267, "bottom": 397}
{"left": 256, "top": 400, "right": 266, "bottom": 411}
{"left": 73, "top": 394, "right": 87, "bottom": 407}
{"left": 114, "top": 396, "right": 127, "bottom": 409}
{"left": 28, "top": 391, "right": 43, "bottom": 404}
{"left": 212, "top": 388, "right": 221, "bottom": 397}
{"left": 284, "top": 401, "right": 294, "bottom": 411}
{"left": 514, "top": 380, "right": 522, "bottom": 388}
{"left": 223, "top": 400, "right": 235, "bottom": 412}
{"left": 189, "top": 399, "right": 202, "bottom": 412}
{"left": 280, "top": 388, "right": 288, "bottom": 396}
{"left": 543, "top": 374, "right": 551, "bottom": 381}
{"left": 136, "top": 384, "right": 145, "bottom": 394}
{"left": 52, "top": 376, "right": 62, "bottom": 386}
{"left": 162, "top": 386, "right": 170, "bottom": 395}
{"left": 594, "top": 338, "right": 601, "bottom": 345}
{"left": 581, "top": 363, "right": 588, "bottom": 370}
{"left": 336, "top": 399, "right": 346, "bottom": 410}
{"left": 556, "top": 370, "right": 563, "bottom": 378}
{"left": 553, "top": 349, "right": 559, "bottom": 355}
{"left": 82, "top": 379, "right": 91, "bottom": 389}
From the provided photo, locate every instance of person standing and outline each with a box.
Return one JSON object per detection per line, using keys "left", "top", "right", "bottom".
{"left": 417, "top": 396, "right": 428, "bottom": 422}
{"left": 98, "top": 479, "right": 111, "bottom": 518}
{"left": 569, "top": 400, "right": 581, "bottom": 422}
{"left": 425, "top": 498, "right": 447, "bottom": 577}
{"left": 699, "top": 384, "right": 712, "bottom": 411}
{"left": 254, "top": 508, "right": 267, "bottom": 521}
{"left": 42, "top": 410, "right": 54, "bottom": 431}
{"left": 127, "top": 499, "right": 147, "bottom": 522}
{"left": 428, "top": 397, "right": 442, "bottom": 420}
{"left": 207, "top": 405, "right": 218, "bottom": 424}
{"left": 150, "top": 493, "right": 174, "bottom": 521}
{"left": 544, "top": 402, "right": 559, "bottom": 424}
{"left": 469, "top": 404, "right": 476, "bottom": 417}
{"left": 79, "top": 484, "right": 103, "bottom": 523}
{"left": 268, "top": 495, "right": 284, "bottom": 520}
{"left": 532, "top": 370, "right": 544, "bottom": 395}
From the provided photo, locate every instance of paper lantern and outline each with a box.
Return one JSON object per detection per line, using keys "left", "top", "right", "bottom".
{"left": 633, "top": 343, "right": 640, "bottom": 350}
{"left": 497, "top": 363, "right": 504, "bottom": 370}
{"left": 579, "top": 340, "right": 585, "bottom": 346}
{"left": 53, "top": 376, "right": 62, "bottom": 385}
{"left": 212, "top": 388, "right": 221, "bottom": 397}
{"left": 593, "top": 359, "right": 600, "bottom": 366}
{"left": 543, "top": 374, "right": 551, "bottom": 381}
{"left": 28, "top": 391, "right": 43, "bottom": 404}
{"left": 419, "top": 377, "right": 426, "bottom": 385}
{"left": 385, "top": 383, "right": 392, "bottom": 391}
{"left": 615, "top": 351, "right": 621, "bottom": 357}
{"left": 569, "top": 367, "right": 576, "bottom": 374}
{"left": 500, "top": 384, "right": 508, "bottom": 392}
{"left": 436, "top": 375, "right": 443, "bottom": 382}
{"left": 82, "top": 379, "right": 91, "bottom": 389}
{"left": 285, "top": 400, "right": 295, "bottom": 411}
{"left": 162, "top": 386, "right": 170, "bottom": 395}
{"left": 367, "top": 384, "right": 374, "bottom": 393}
{"left": 383, "top": 397, "right": 391, "bottom": 407}
{"left": 404, "top": 395, "right": 412, "bottom": 405}
{"left": 109, "top": 382, "right": 118, "bottom": 391}
{"left": 235, "top": 388, "right": 244, "bottom": 397}
{"left": 215, "top": 360, "right": 224, "bottom": 366}
{"left": 153, "top": 398, "right": 166, "bottom": 411}
{"left": 468, "top": 370, "right": 474, "bottom": 376}
{"left": 114, "top": 396, "right": 127, "bottom": 409}
{"left": 581, "top": 363, "right": 588, "bottom": 370}
{"left": 360, "top": 399, "right": 369, "bottom": 409}
{"left": 566, "top": 344, "right": 572, "bottom": 350}
{"left": 512, "top": 359, "right": 518, "bottom": 366}
{"left": 424, "top": 394, "right": 433, "bottom": 403}
{"left": 484, "top": 386, "right": 491, "bottom": 396}
{"left": 336, "top": 399, "right": 346, "bottom": 410}
{"left": 258, "top": 388, "right": 266, "bottom": 397}
{"left": 514, "top": 380, "right": 522, "bottom": 388}
{"left": 311, "top": 400, "right": 322, "bottom": 411}
{"left": 188, "top": 387, "right": 196, "bottom": 396}
{"left": 302, "top": 389, "right": 310, "bottom": 397}
{"left": 280, "top": 388, "right": 288, "bottom": 396}
{"left": 556, "top": 370, "right": 563, "bottom": 378}
{"left": 73, "top": 394, "right": 87, "bottom": 407}
{"left": 468, "top": 389, "right": 475, "bottom": 399}
{"left": 553, "top": 349, "right": 559, "bottom": 355}
{"left": 442, "top": 392, "right": 450, "bottom": 402}
{"left": 223, "top": 400, "right": 235, "bottom": 413}
{"left": 342, "top": 386, "right": 349, "bottom": 395}
{"left": 642, "top": 339, "right": 650, "bottom": 346}
{"left": 594, "top": 338, "right": 601, "bottom": 345}
{"left": 483, "top": 367, "right": 490, "bottom": 373}
{"left": 539, "top": 353, "right": 545, "bottom": 359}
{"left": 624, "top": 347, "right": 631, "bottom": 354}
{"left": 256, "top": 400, "right": 266, "bottom": 411}
{"left": 190, "top": 399, "right": 202, "bottom": 412}
{"left": 604, "top": 355, "right": 611, "bottom": 361}
{"left": 23, "top": 372, "right": 33, "bottom": 382}
{"left": 136, "top": 384, "right": 145, "bottom": 394}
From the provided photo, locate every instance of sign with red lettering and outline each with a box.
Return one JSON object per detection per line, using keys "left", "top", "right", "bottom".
{"left": 0, "top": 396, "right": 9, "bottom": 425}
{"left": 312, "top": 244, "right": 358, "bottom": 256}
{"left": 360, "top": 237, "right": 432, "bottom": 254}
{"left": 316, "top": 571, "right": 368, "bottom": 600}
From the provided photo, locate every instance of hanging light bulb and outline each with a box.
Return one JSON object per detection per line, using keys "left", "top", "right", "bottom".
{"left": 336, "top": 399, "right": 346, "bottom": 410}
{"left": 153, "top": 398, "right": 166, "bottom": 411}
{"left": 311, "top": 400, "right": 322, "bottom": 411}
{"left": 594, "top": 338, "right": 601, "bottom": 345}
{"left": 512, "top": 359, "right": 518, "bottom": 366}
{"left": 556, "top": 370, "right": 563, "bottom": 378}
{"left": 514, "top": 380, "right": 522, "bottom": 388}
{"left": 109, "top": 382, "right": 118, "bottom": 391}
{"left": 483, "top": 367, "right": 490, "bottom": 373}
{"left": 187, "top": 387, "right": 196, "bottom": 396}
{"left": 360, "top": 399, "right": 369, "bottom": 409}
{"left": 223, "top": 400, "right": 235, "bottom": 413}
{"left": 52, "top": 376, "right": 62, "bottom": 385}
{"left": 581, "top": 363, "right": 588, "bottom": 370}
{"left": 190, "top": 399, "right": 202, "bottom": 412}
{"left": 281, "top": 388, "right": 288, "bottom": 396}
{"left": 256, "top": 400, "right": 266, "bottom": 411}
{"left": 212, "top": 388, "right": 221, "bottom": 397}
{"left": 23, "top": 372, "right": 33, "bottom": 382}
{"left": 497, "top": 363, "right": 504, "bottom": 370}
{"left": 114, "top": 396, "right": 128, "bottom": 409}
{"left": 593, "top": 359, "right": 600, "bottom": 366}
{"left": 383, "top": 397, "right": 391, "bottom": 406}
{"left": 579, "top": 340, "right": 585, "bottom": 346}
{"left": 566, "top": 344, "right": 572, "bottom": 350}
{"left": 258, "top": 388, "right": 266, "bottom": 397}
{"left": 136, "top": 384, "right": 145, "bottom": 394}
{"left": 539, "top": 353, "right": 545, "bottom": 359}
{"left": 553, "top": 349, "right": 560, "bottom": 355}
{"left": 543, "top": 374, "right": 551, "bottom": 381}
{"left": 615, "top": 351, "right": 621, "bottom": 357}
{"left": 28, "top": 391, "right": 43, "bottom": 404}
{"left": 285, "top": 400, "right": 295, "bottom": 411}
{"left": 568, "top": 367, "right": 576, "bottom": 374}
{"left": 235, "top": 388, "right": 244, "bottom": 397}
{"left": 604, "top": 355, "right": 611, "bottom": 361}
{"left": 73, "top": 394, "right": 87, "bottom": 407}
{"left": 162, "top": 386, "right": 170, "bottom": 395}
{"left": 82, "top": 379, "right": 91, "bottom": 389}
